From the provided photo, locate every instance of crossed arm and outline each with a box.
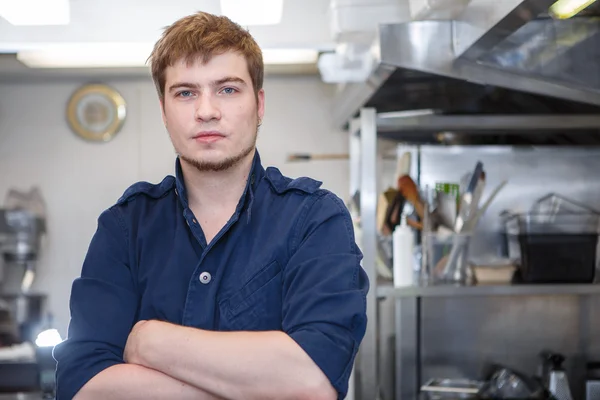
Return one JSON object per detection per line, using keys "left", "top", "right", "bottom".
{"left": 75, "top": 320, "right": 336, "bottom": 400}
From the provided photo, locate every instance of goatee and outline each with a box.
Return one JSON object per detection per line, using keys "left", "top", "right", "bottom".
{"left": 181, "top": 142, "right": 255, "bottom": 172}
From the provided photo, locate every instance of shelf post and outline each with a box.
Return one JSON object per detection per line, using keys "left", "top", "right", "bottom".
{"left": 356, "top": 107, "right": 379, "bottom": 400}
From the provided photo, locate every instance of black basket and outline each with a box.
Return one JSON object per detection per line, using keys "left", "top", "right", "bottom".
{"left": 502, "top": 212, "right": 599, "bottom": 284}
{"left": 516, "top": 233, "right": 598, "bottom": 283}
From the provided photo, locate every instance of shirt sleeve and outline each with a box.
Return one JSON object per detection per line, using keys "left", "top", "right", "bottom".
{"left": 53, "top": 206, "right": 138, "bottom": 400}
{"left": 283, "top": 192, "right": 369, "bottom": 400}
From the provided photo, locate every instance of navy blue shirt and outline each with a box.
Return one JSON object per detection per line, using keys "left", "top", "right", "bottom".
{"left": 53, "top": 151, "right": 369, "bottom": 400}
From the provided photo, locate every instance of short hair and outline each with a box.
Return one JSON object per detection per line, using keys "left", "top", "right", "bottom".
{"left": 148, "top": 11, "right": 264, "bottom": 101}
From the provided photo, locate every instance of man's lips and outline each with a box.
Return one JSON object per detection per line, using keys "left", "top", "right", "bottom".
{"left": 193, "top": 131, "right": 225, "bottom": 143}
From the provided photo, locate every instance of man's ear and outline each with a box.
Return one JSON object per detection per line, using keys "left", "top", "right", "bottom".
{"left": 159, "top": 98, "right": 167, "bottom": 127}
{"left": 257, "top": 89, "right": 265, "bottom": 123}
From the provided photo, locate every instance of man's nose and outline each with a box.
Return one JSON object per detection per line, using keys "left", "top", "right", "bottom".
{"left": 194, "top": 94, "right": 221, "bottom": 122}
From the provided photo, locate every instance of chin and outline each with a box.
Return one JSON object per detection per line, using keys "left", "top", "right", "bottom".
{"left": 180, "top": 153, "right": 243, "bottom": 172}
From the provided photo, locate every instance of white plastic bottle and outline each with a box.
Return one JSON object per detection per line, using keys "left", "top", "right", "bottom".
{"left": 393, "top": 215, "right": 415, "bottom": 287}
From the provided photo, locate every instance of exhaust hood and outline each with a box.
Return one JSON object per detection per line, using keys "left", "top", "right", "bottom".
{"left": 332, "top": 0, "right": 600, "bottom": 144}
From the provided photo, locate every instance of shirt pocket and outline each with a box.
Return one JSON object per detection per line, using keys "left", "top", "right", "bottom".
{"left": 219, "top": 260, "right": 283, "bottom": 331}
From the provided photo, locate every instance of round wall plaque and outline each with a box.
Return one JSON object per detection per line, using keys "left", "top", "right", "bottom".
{"left": 66, "top": 84, "right": 127, "bottom": 142}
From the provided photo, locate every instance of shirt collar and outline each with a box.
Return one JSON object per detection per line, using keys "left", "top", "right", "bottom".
{"left": 174, "top": 150, "right": 265, "bottom": 215}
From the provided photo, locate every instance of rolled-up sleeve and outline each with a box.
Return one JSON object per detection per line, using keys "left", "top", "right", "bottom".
{"left": 283, "top": 192, "right": 369, "bottom": 399}
{"left": 53, "top": 206, "right": 138, "bottom": 400}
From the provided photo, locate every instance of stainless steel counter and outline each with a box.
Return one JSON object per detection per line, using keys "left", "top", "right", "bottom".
{"left": 378, "top": 283, "right": 600, "bottom": 400}
{"left": 0, "top": 393, "right": 48, "bottom": 400}
{"left": 377, "top": 282, "right": 600, "bottom": 298}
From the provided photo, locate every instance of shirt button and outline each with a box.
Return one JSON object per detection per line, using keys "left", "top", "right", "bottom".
{"left": 199, "top": 272, "right": 212, "bottom": 284}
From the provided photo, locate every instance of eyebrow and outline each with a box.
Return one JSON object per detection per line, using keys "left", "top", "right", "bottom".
{"left": 168, "top": 76, "right": 248, "bottom": 93}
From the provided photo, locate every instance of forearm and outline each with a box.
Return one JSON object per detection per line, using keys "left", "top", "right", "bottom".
{"left": 139, "top": 325, "right": 335, "bottom": 400}
{"left": 73, "top": 363, "right": 224, "bottom": 400}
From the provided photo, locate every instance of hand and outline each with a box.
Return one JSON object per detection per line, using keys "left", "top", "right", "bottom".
{"left": 124, "top": 320, "right": 150, "bottom": 365}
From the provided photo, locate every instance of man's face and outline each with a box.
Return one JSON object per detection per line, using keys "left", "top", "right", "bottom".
{"left": 161, "top": 51, "right": 265, "bottom": 171}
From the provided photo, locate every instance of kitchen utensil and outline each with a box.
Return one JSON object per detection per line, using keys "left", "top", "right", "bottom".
{"left": 286, "top": 152, "right": 398, "bottom": 162}
{"left": 286, "top": 153, "right": 350, "bottom": 161}
{"left": 378, "top": 189, "right": 399, "bottom": 234}
{"left": 485, "top": 367, "right": 545, "bottom": 399}
{"left": 421, "top": 378, "right": 483, "bottom": 398}
{"left": 540, "top": 352, "right": 573, "bottom": 400}
{"left": 440, "top": 162, "right": 484, "bottom": 283}
{"left": 436, "top": 191, "right": 458, "bottom": 230}
{"left": 380, "top": 152, "right": 415, "bottom": 235}
{"left": 585, "top": 362, "right": 600, "bottom": 400}
{"left": 398, "top": 175, "right": 425, "bottom": 220}
{"left": 463, "top": 180, "right": 508, "bottom": 233}
{"left": 430, "top": 232, "right": 473, "bottom": 284}
{"left": 531, "top": 192, "right": 600, "bottom": 216}
{"left": 396, "top": 151, "right": 412, "bottom": 177}
{"left": 454, "top": 161, "right": 484, "bottom": 233}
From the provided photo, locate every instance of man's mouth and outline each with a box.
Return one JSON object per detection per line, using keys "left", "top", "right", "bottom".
{"left": 193, "top": 131, "right": 225, "bottom": 143}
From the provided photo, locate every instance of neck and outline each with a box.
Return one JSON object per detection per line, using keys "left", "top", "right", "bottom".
{"left": 181, "top": 150, "right": 255, "bottom": 211}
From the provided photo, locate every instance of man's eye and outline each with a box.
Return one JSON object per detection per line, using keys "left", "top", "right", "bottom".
{"left": 178, "top": 90, "right": 193, "bottom": 97}
{"left": 221, "top": 87, "right": 237, "bottom": 95}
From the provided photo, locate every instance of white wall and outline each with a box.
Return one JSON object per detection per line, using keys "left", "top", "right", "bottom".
{"left": 0, "top": 75, "right": 350, "bottom": 337}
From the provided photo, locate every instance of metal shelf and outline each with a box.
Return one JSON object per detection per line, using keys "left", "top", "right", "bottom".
{"left": 348, "top": 108, "right": 600, "bottom": 400}
{"left": 377, "top": 282, "right": 600, "bottom": 298}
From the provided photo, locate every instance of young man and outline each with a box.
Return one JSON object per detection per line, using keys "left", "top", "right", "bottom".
{"left": 53, "top": 11, "right": 369, "bottom": 400}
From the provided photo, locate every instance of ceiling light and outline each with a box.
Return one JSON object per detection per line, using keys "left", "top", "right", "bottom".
{"left": 549, "top": 0, "right": 597, "bottom": 18}
{"left": 220, "top": 0, "right": 284, "bottom": 25}
{"left": 0, "top": 0, "right": 69, "bottom": 25}
{"left": 17, "top": 43, "right": 318, "bottom": 68}
{"left": 17, "top": 43, "right": 154, "bottom": 68}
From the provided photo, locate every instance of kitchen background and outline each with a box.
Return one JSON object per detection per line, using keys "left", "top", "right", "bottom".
{"left": 2, "top": 0, "right": 600, "bottom": 399}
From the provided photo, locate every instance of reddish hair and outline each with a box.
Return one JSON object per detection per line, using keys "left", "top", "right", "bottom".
{"left": 148, "top": 11, "right": 264, "bottom": 101}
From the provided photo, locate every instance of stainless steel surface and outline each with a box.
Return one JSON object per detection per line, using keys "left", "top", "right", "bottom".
{"left": 378, "top": 296, "right": 397, "bottom": 400}
{"left": 349, "top": 117, "right": 361, "bottom": 199}
{"left": 586, "top": 380, "right": 600, "bottom": 400}
{"left": 0, "top": 210, "right": 45, "bottom": 264}
{"left": 332, "top": 1, "right": 600, "bottom": 133}
{"left": 419, "top": 294, "right": 598, "bottom": 400}
{"left": 376, "top": 114, "right": 600, "bottom": 134}
{"left": 421, "top": 378, "right": 483, "bottom": 395}
{"left": 395, "top": 297, "right": 419, "bottom": 400}
{"left": 356, "top": 108, "right": 379, "bottom": 400}
{"left": 332, "top": 64, "right": 395, "bottom": 130}
{"left": 474, "top": 18, "right": 600, "bottom": 92}
{"left": 378, "top": 21, "right": 600, "bottom": 107}
{"left": 378, "top": 283, "right": 600, "bottom": 298}
{"left": 0, "top": 394, "right": 45, "bottom": 400}
{"left": 349, "top": 109, "right": 600, "bottom": 400}
{"left": 453, "top": 0, "right": 555, "bottom": 58}
{"left": 415, "top": 146, "right": 600, "bottom": 262}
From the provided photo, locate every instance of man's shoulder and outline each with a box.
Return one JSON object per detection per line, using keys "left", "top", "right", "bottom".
{"left": 115, "top": 175, "right": 176, "bottom": 206}
{"left": 263, "top": 166, "right": 348, "bottom": 211}
{"left": 263, "top": 166, "right": 324, "bottom": 197}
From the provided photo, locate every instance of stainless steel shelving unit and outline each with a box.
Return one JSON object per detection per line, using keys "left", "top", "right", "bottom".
{"left": 377, "top": 283, "right": 600, "bottom": 299}
{"left": 349, "top": 108, "right": 600, "bottom": 400}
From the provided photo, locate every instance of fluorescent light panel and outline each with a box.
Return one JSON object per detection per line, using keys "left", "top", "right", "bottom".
{"left": 17, "top": 43, "right": 154, "bottom": 68}
{"left": 550, "top": 0, "right": 597, "bottom": 18}
{"left": 0, "top": 0, "right": 69, "bottom": 25}
{"left": 219, "top": 0, "right": 284, "bottom": 25}
{"left": 17, "top": 43, "right": 318, "bottom": 68}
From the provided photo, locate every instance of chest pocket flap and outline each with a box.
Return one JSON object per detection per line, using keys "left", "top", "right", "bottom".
{"left": 220, "top": 260, "right": 283, "bottom": 331}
